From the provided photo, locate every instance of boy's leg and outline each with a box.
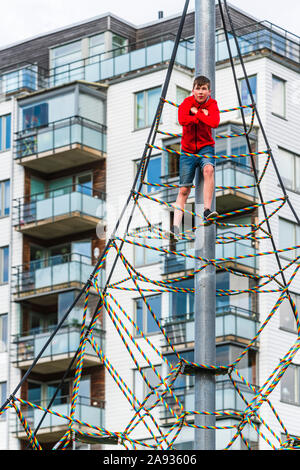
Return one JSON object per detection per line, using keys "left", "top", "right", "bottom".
{"left": 203, "top": 164, "right": 215, "bottom": 211}
{"left": 173, "top": 186, "right": 192, "bottom": 228}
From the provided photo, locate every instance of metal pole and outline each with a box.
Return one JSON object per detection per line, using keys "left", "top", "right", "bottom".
{"left": 194, "top": 0, "right": 216, "bottom": 450}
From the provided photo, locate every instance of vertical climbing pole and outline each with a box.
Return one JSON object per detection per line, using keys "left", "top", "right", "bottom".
{"left": 194, "top": 0, "right": 216, "bottom": 450}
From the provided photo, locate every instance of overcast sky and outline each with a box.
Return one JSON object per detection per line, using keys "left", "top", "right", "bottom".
{"left": 0, "top": 0, "right": 299, "bottom": 49}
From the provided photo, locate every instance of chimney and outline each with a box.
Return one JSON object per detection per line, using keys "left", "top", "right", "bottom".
{"left": 158, "top": 11, "right": 164, "bottom": 19}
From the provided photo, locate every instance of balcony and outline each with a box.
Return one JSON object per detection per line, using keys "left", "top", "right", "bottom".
{"left": 13, "top": 395, "right": 105, "bottom": 443}
{"left": 12, "top": 324, "right": 104, "bottom": 373}
{"left": 47, "top": 21, "right": 300, "bottom": 89}
{"left": 13, "top": 185, "right": 105, "bottom": 240}
{"left": 163, "top": 235, "right": 257, "bottom": 276}
{"left": 162, "top": 306, "right": 258, "bottom": 350}
{"left": 0, "top": 64, "right": 47, "bottom": 95}
{"left": 15, "top": 116, "right": 107, "bottom": 174}
{"left": 161, "top": 162, "right": 257, "bottom": 212}
{"left": 12, "top": 253, "right": 103, "bottom": 304}
{"left": 160, "top": 381, "right": 258, "bottom": 426}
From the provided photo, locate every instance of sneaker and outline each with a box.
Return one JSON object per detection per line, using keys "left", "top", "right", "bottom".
{"left": 203, "top": 208, "right": 219, "bottom": 224}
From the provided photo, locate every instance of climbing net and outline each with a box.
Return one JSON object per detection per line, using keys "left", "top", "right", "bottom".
{"left": 2, "top": 0, "right": 300, "bottom": 451}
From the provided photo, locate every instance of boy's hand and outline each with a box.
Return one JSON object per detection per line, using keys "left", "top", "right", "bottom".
{"left": 190, "top": 106, "right": 198, "bottom": 115}
{"left": 202, "top": 109, "right": 209, "bottom": 116}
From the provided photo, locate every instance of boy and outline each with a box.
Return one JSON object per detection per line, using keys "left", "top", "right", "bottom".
{"left": 171, "top": 75, "right": 220, "bottom": 238}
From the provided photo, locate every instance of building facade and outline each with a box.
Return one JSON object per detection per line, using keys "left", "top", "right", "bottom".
{"left": 0, "top": 4, "right": 299, "bottom": 450}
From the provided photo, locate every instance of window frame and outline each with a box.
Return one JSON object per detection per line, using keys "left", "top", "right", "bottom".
{"left": 272, "top": 74, "right": 286, "bottom": 119}
{"left": 0, "top": 114, "right": 11, "bottom": 151}
{"left": 134, "top": 293, "right": 162, "bottom": 336}
{"left": 133, "top": 224, "right": 162, "bottom": 267}
{"left": 281, "top": 363, "right": 300, "bottom": 406}
{"left": 0, "top": 382, "right": 7, "bottom": 420}
{"left": 277, "top": 147, "right": 300, "bottom": 193}
{"left": 0, "top": 179, "right": 10, "bottom": 217}
{"left": 0, "top": 246, "right": 9, "bottom": 284}
{"left": 0, "top": 313, "right": 8, "bottom": 353}
{"left": 239, "top": 74, "right": 257, "bottom": 116}
{"left": 134, "top": 86, "right": 162, "bottom": 130}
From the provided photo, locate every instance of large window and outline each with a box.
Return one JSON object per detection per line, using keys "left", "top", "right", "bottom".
{"left": 135, "top": 87, "right": 161, "bottom": 129}
{"left": 134, "top": 225, "right": 162, "bottom": 267}
{"left": 112, "top": 34, "right": 127, "bottom": 57}
{"left": 134, "top": 365, "right": 163, "bottom": 408}
{"left": 272, "top": 75, "right": 286, "bottom": 118}
{"left": 240, "top": 75, "right": 257, "bottom": 115}
{"left": 0, "top": 246, "right": 9, "bottom": 284}
{"left": 280, "top": 293, "right": 300, "bottom": 333}
{"left": 0, "top": 180, "right": 10, "bottom": 217}
{"left": 89, "top": 34, "right": 105, "bottom": 61}
{"left": 279, "top": 218, "right": 300, "bottom": 260}
{"left": 134, "top": 294, "right": 161, "bottom": 335}
{"left": 0, "top": 382, "right": 7, "bottom": 420}
{"left": 281, "top": 363, "right": 300, "bottom": 405}
{"left": 135, "top": 155, "right": 162, "bottom": 194}
{"left": 0, "top": 114, "right": 11, "bottom": 151}
{"left": 0, "top": 314, "right": 7, "bottom": 352}
{"left": 277, "top": 148, "right": 300, "bottom": 192}
{"left": 51, "top": 40, "right": 82, "bottom": 69}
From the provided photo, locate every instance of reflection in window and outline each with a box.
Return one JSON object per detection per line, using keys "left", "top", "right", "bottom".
{"left": 134, "top": 225, "right": 162, "bottom": 267}
{"left": 277, "top": 148, "right": 300, "bottom": 193}
{"left": 280, "top": 294, "right": 300, "bottom": 333}
{"left": 0, "top": 314, "right": 7, "bottom": 352}
{"left": 0, "top": 114, "right": 11, "bottom": 151}
{"left": 135, "top": 294, "right": 161, "bottom": 335}
{"left": 135, "top": 87, "right": 161, "bottom": 129}
{"left": 0, "top": 246, "right": 9, "bottom": 284}
{"left": 134, "top": 365, "right": 163, "bottom": 408}
{"left": 281, "top": 364, "right": 298, "bottom": 404}
{"left": 0, "top": 180, "right": 10, "bottom": 216}
{"left": 240, "top": 75, "right": 257, "bottom": 115}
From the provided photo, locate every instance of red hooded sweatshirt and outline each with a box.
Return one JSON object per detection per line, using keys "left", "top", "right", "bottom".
{"left": 178, "top": 95, "right": 220, "bottom": 154}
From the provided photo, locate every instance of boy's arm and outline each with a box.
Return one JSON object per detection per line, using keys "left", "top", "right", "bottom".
{"left": 195, "top": 101, "right": 220, "bottom": 129}
{"left": 178, "top": 99, "right": 199, "bottom": 126}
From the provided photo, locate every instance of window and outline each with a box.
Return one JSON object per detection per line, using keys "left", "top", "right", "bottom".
{"left": 277, "top": 148, "right": 300, "bottom": 192}
{"left": 22, "top": 103, "right": 48, "bottom": 130}
{"left": 134, "top": 365, "right": 163, "bottom": 408}
{"left": 0, "top": 114, "right": 11, "bottom": 151}
{"left": 112, "top": 34, "right": 127, "bottom": 57}
{"left": 89, "top": 34, "right": 105, "bottom": 62}
{"left": 135, "top": 87, "right": 161, "bottom": 129}
{"left": 272, "top": 76, "right": 286, "bottom": 117}
{"left": 0, "top": 314, "right": 7, "bottom": 352}
{"left": 280, "top": 293, "right": 300, "bottom": 333}
{"left": 52, "top": 41, "right": 82, "bottom": 69}
{"left": 281, "top": 364, "right": 300, "bottom": 405}
{"left": 134, "top": 294, "right": 161, "bottom": 335}
{"left": 0, "top": 180, "right": 10, "bottom": 217}
{"left": 0, "top": 382, "right": 7, "bottom": 420}
{"left": 176, "top": 86, "right": 190, "bottom": 106}
{"left": 135, "top": 155, "right": 162, "bottom": 194}
{"left": 134, "top": 225, "right": 162, "bottom": 266}
{"left": 240, "top": 75, "right": 257, "bottom": 115}
{"left": 0, "top": 246, "right": 9, "bottom": 284}
{"left": 279, "top": 218, "right": 300, "bottom": 260}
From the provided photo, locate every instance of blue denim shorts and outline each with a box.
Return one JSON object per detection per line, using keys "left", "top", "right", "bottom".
{"left": 179, "top": 145, "right": 215, "bottom": 187}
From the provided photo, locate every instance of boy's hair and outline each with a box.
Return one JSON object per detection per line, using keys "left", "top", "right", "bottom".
{"left": 193, "top": 75, "right": 211, "bottom": 90}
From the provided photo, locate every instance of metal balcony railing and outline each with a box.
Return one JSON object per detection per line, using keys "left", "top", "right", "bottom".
{"left": 160, "top": 161, "right": 257, "bottom": 204}
{"left": 12, "top": 394, "right": 105, "bottom": 436}
{"left": 13, "top": 184, "right": 106, "bottom": 228}
{"left": 160, "top": 380, "right": 258, "bottom": 421}
{"left": 0, "top": 63, "right": 47, "bottom": 95}
{"left": 162, "top": 306, "right": 258, "bottom": 346}
{"left": 12, "top": 324, "right": 104, "bottom": 367}
{"left": 12, "top": 252, "right": 103, "bottom": 298}
{"left": 15, "top": 115, "right": 107, "bottom": 160}
{"left": 163, "top": 233, "right": 257, "bottom": 275}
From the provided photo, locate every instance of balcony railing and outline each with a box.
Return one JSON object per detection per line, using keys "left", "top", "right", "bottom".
{"left": 15, "top": 115, "right": 107, "bottom": 160}
{"left": 12, "top": 252, "right": 102, "bottom": 299}
{"left": 12, "top": 324, "right": 104, "bottom": 367}
{"left": 46, "top": 21, "right": 300, "bottom": 88}
{"left": 160, "top": 380, "right": 258, "bottom": 422}
{"left": 162, "top": 306, "right": 258, "bottom": 347}
{"left": 163, "top": 234, "right": 257, "bottom": 275}
{"left": 161, "top": 162, "right": 257, "bottom": 204}
{"left": 13, "top": 395, "right": 105, "bottom": 437}
{"left": 13, "top": 184, "right": 106, "bottom": 230}
{"left": 0, "top": 64, "right": 47, "bottom": 95}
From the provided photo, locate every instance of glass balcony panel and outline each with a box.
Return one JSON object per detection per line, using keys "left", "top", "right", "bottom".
{"left": 85, "top": 62, "right": 100, "bottom": 82}
{"left": 175, "top": 44, "right": 187, "bottom": 66}
{"left": 82, "top": 126, "right": 102, "bottom": 151}
{"left": 114, "top": 53, "right": 130, "bottom": 75}
{"left": 146, "top": 43, "right": 162, "bottom": 66}
{"left": 100, "top": 58, "right": 114, "bottom": 79}
{"left": 53, "top": 125, "right": 70, "bottom": 149}
{"left": 162, "top": 41, "right": 174, "bottom": 61}
{"left": 130, "top": 48, "right": 146, "bottom": 71}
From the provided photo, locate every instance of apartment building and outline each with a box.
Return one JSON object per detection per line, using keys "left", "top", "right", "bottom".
{"left": 0, "top": 3, "right": 299, "bottom": 450}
